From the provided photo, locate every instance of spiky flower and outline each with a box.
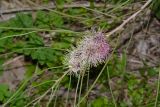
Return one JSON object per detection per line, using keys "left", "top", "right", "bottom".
{"left": 67, "top": 49, "right": 84, "bottom": 74}
{"left": 80, "top": 32, "right": 110, "bottom": 66}
{"left": 66, "top": 31, "right": 110, "bottom": 75}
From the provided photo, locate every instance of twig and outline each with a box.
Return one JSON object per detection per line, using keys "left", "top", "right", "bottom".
{"left": 117, "top": 13, "right": 151, "bottom": 48}
{"left": 106, "top": 0, "right": 152, "bottom": 37}
{"left": 2, "top": 55, "right": 24, "bottom": 66}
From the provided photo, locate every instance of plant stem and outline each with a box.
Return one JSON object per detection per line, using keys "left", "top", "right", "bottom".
{"left": 107, "top": 66, "right": 117, "bottom": 107}
{"left": 74, "top": 74, "right": 81, "bottom": 107}
{"left": 155, "top": 67, "right": 160, "bottom": 107}
{"left": 0, "top": 26, "right": 81, "bottom": 34}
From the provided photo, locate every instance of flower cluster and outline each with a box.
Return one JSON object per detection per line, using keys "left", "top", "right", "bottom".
{"left": 66, "top": 31, "right": 110, "bottom": 75}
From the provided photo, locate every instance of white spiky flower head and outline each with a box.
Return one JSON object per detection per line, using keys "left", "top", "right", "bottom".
{"left": 66, "top": 30, "right": 110, "bottom": 75}
{"left": 68, "top": 49, "right": 84, "bottom": 74}
{"left": 80, "top": 31, "right": 110, "bottom": 66}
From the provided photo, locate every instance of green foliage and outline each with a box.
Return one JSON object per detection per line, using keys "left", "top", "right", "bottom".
{"left": 55, "top": 0, "right": 65, "bottom": 8}
{"left": 17, "top": 13, "right": 33, "bottom": 28}
{"left": 0, "top": 12, "right": 75, "bottom": 67}
{"left": 98, "top": 52, "right": 159, "bottom": 107}
{"left": 55, "top": 0, "right": 73, "bottom": 8}
{"left": 42, "top": 0, "right": 49, "bottom": 3}
{"left": 35, "top": 11, "right": 50, "bottom": 28}
{"left": 152, "top": 0, "right": 160, "bottom": 19}
{"left": 8, "top": 13, "right": 33, "bottom": 28}
{"left": 49, "top": 12, "right": 64, "bottom": 28}
{"left": 0, "top": 84, "right": 11, "bottom": 102}
{"left": 0, "top": 84, "right": 27, "bottom": 107}
{"left": 91, "top": 97, "right": 108, "bottom": 107}
{"left": 9, "top": 93, "right": 28, "bottom": 107}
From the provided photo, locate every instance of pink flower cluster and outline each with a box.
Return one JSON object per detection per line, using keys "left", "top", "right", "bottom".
{"left": 67, "top": 31, "right": 110, "bottom": 75}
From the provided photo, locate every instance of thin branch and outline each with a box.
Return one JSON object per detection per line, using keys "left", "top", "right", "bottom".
{"left": 106, "top": 0, "right": 152, "bottom": 37}
{"left": 2, "top": 55, "right": 24, "bottom": 66}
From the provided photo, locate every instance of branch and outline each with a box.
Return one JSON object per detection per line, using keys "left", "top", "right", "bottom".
{"left": 106, "top": 0, "right": 152, "bottom": 37}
